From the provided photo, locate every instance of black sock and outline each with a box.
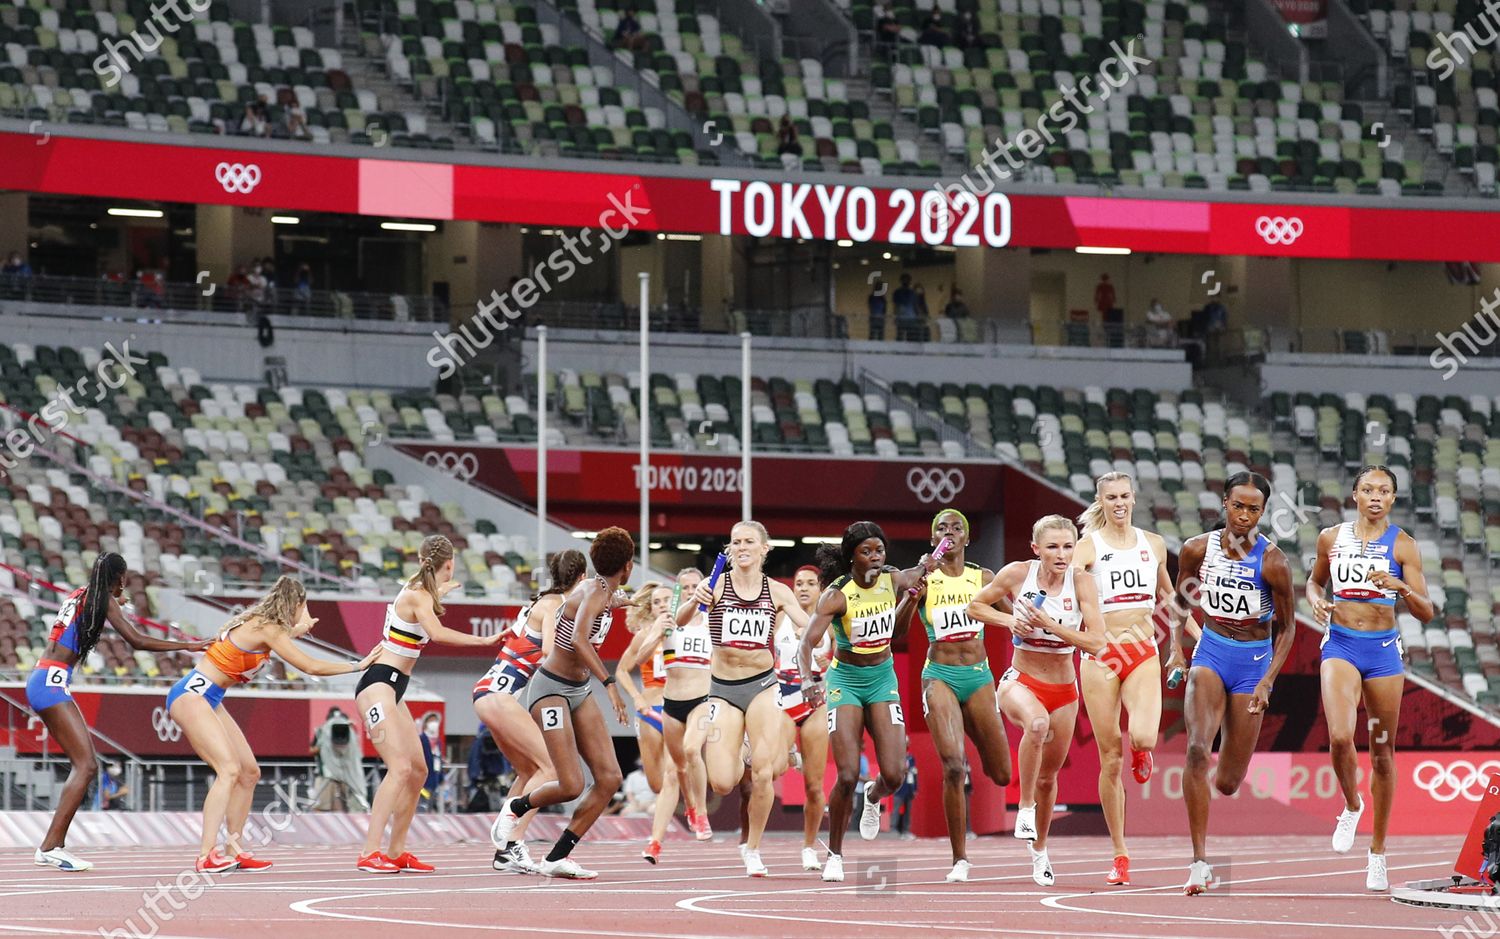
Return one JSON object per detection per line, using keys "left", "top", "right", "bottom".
{"left": 503, "top": 841, "right": 516, "bottom": 851}
{"left": 510, "top": 795, "right": 532, "bottom": 815}
{"left": 546, "top": 830, "right": 581, "bottom": 863}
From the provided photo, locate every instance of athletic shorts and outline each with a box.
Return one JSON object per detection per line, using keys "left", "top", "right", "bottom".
{"left": 1083, "top": 639, "right": 1159, "bottom": 683}
{"left": 356, "top": 663, "right": 410, "bottom": 703}
{"left": 638, "top": 704, "right": 664, "bottom": 733}
{"left": 709, "top": 669, "right": 777, "bottom": 714}
{"left": 525, "top": 667, "right": 592, "bottom": 712}
{"left": 922, "top": 659, "right": 994, "bottom": 706}
{"left": 663, "top": 695, "right": 708, "bottom": 724}
{"left": 166, "top": 669, "right": 227, "bottom": 712}
{"left": 778, "top": 681, "right": 815, "bottom": 725}
{"left": 1000, "top": 666, "right": 1078, "bottom": 714}
{"left": 26, "top": 659, "right": 74, "bottom": 712}
{"left": 1321, "top": 622, "right": 1404, "bottom": 680}
{"left": 472, "top": 660, "right": 530, "bottom": 702}
{"left": 1191, "top": 627, "right": 1271, "bottom": 695}
{"left": 826, "top": 658, "right": 900, "bottom": 710}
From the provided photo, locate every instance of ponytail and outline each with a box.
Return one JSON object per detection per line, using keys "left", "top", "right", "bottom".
{"left": 75, "top": 552, "right": 127, "bottom": 663}
{"left": 409, "top": 535, "right": 455, "bottom": 616}
{"left": 228, "top": 575, "right": 307, "bottom": 632}
{"left": 531, "top": 549, "right": 587, "bottom": 602}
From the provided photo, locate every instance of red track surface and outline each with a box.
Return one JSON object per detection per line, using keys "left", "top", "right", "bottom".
{"left": 3, "top": 834, "right": 1461, "bottom": 938}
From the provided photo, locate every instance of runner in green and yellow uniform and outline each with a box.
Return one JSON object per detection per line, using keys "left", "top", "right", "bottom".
{"left": 914, "top": 508, "right": 1013, "bottom": 883}
{"left": 801, "top": 521, "right": 933, "bottom": 883}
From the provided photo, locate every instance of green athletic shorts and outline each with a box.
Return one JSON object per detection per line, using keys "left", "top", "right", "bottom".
{"left": 921, "top": 659, "right": 994, "bottom": 706}
{"left": 825, "top": 658, "right": 900, "bottom": 709}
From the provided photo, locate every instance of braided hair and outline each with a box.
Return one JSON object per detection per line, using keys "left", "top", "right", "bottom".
{"left": 75, "top": 552, "right": 127, "bottom": 663}
{"left": 408, "top": 535, "right": 455, "bottom": 616}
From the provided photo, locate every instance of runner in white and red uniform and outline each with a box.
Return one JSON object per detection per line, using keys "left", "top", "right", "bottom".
{"left": 774, "top": 565, "right": 833, "bottom": 872}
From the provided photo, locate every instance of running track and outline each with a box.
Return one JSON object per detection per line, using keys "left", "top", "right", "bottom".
{"left": 3, "top": 835, "right": 1463, "bottom": 938}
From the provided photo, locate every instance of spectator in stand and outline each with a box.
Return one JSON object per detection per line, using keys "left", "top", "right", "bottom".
{"left": 944, "top": 287, "right": 970, "bottom": 319}
{"left": 294, "top": 263, "right": 313, "bottom": 312}
{"left": 1146, "top": 297, "right": 1176, "bottom": 348}
{"left": 614, "top": 7, "right": 646, "bottom": 51}
{"left": 239, "top": 100, "right": 267, "bottom": 137}
{"left": 418, "top": 714, "right": 443, "bottom": 813}
{"left": 260, "top": 256, "right": 278, "bottom": 313}
{"left": 873, "top": 1, "right": 900, "bottom": 48}
{"left": 1094, "top": 273, "right": 1117, "bottom": 320}
{"left": 98, "top": 763, "right": 129, "bottom": 811}
{"left": 284, "top": 101, "right": 310, "bottom": 140}
{"left": 776, "top": 116, "right": 803, "bottom": 171}
{"left": 136, "top": 267, "right": 164, "bottom": 309}
{"left": 225, "top": 265, "right": 250, "bottom": 312}
{"left": 955, "top": 11, "right": 978, "bottom": 48}
{"left": 893, "top": 274, "right": 920, "bottom": 341}
{"left": 245, "top": 262, "right": 268, "bottom": 313}
{"left": 1203, "top": 297, "right": 1228, "bottom": 333}
{"left": 920, "top": 8, "right": 950, "bottom": 45}
{"left": 868, "top": 277, "right": 887, "bottom": 340}
{"left": 913, "top": 282, "right": 932, "bottom": 341}
{"left": 1, "top": 250, "right": 32, "bottom": 299}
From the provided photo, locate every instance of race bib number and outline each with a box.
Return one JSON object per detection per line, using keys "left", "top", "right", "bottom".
{"left": 483, "top": 665, "right": 515, "bottom": 695}
{"left": 931, "top": 605, "right": 979, "bottom": 642}
{"left": 707, "top": 701, "right": 721, "bottom": 724}
{"left": 366, "top": 702, "right": 386, "bottom": 727}
{"left": 889, "top": 702, "right": 905, "bottom": 726}
{"left": 827, "top": 707, "right": 837, "bottom": 733}
{"left": 45, "top": 666, "right": 70, "bottom": 693}
{"left": 540, "top": 706, "right": 564, "bottom": 731}
{"left": 850, "top": 609, "right": 896, "bottom": 647}
{"left": 185, "top": 673, "right": 211, "bottom": 695}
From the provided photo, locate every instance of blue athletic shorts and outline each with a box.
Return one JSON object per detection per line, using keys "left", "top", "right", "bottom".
{"left": 25, "top": 660, "right": 74, "bottom": 712}
{"left": 637, "top": 704, "right": 664, "bottom": 734}
{"left": 166, "top": 669, "right": 226, "bottom": 712}
{"left": 1320, "top": 622, "right": 1404, "bottom": 680}
{"left": 1191, "top": 627, "right": 1271, "bottom": 695}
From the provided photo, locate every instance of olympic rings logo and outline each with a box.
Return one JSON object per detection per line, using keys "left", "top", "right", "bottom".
{"left": 422, "top": 451, "right": 479, "bottom": 482}
{"left": 214, "top": 162, "right": 262, "bottom": 194}
{"left": 151, "top": 706, "right": 183, "bottom": 743}
{"left": 1254, "top": 215, "right": 1304, "bottom": 245}
{"left": 906, "top": 467, "right": 965, "bottom": 504}
{"left": 1411, "top": 759, "right": 1500, "bottom": 802}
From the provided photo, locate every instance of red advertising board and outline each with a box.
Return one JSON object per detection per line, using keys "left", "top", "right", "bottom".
{"left": 2, "top": 132, "right": 1499, "bottom": 261}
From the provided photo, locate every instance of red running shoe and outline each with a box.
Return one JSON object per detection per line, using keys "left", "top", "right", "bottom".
{"left": 356, "top": 851, "right": 400, "bottom": 873}
{"left": 688, "top": 807, "right": 713, "bottom": 841}
{"left": 232, "top": 853, "right": 273, "bottom": 872}
{"left": 195, "top": 850, "right": 236, "bottom": 874}
{"left": 390, "top": 852, "right": 435, "bottom": 873}
{"left": 1131, "top": 749, "right": 1154, "bottom": 784}
{"left": 1107, "top": 855, "right": 1130, "bottom": 886}
{"left": 643, "top": 839, "right": 662, "bottom": 865}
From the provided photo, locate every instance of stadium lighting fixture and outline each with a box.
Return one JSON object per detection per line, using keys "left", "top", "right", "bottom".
{"left": 380, "top": 221, "right": 437, "bottom": 232}
{"left": 767, "top": 538, "right": 796, "bottom": 548}
{"left": 836, "top": 239, "right": 854, "bottom": 247}
{"left": 570, "top": 530, "right": 597, "bottom": 539}
{"left": 107, "top": 208, "right": 163, "bottom": 218}
{"left": 664, "top": 233, "right": 702, "bottom": 241}
{"left": 675, "top": 542, "right": 703, "bottom": 552}
{"left": 271, "top": 216, "right": 300, "bottom": 225}
{"left": 1075, "top": 246, "right": 1131, "bottom": 255}
{"left": 649, "top": 542, "right": 663, "bottom": 550}
{"left": 801, "top": 536, "right": 842, "bottom": 545}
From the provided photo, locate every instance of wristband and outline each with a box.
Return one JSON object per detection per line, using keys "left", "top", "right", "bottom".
{"left": 603, "top": 675, "right": 617, "bottom": 687}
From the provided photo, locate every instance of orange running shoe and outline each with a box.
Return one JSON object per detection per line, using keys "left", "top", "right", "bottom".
{"left": 1106, "top": 855, "right": 1130, "bottom": 886}
{"left": 1131, "top": 749, "right": 1153, "bottom": 784}
{"left": 687, "top": 808, "right": 713, "bottom": 841}
{"left": 232, "top": 853, "right": 273, "bottom": 873}
{"left": 643, "top": 839, "right": 662, "bottom": 864}
{"left": 195, "top": 850, "right": 236, "bottom": 874}
{"left": 390, "top": 852, "right": 435, "bottom": 873}
{"left": 356, "top": 851, "right": 400, "bottom": 874}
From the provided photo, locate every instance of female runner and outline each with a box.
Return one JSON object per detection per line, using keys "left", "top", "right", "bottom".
{"left": 29, "top": 553, "right": 211, "bottom": 871}
{"left": 1165, "top": 471, "right": 1297, "bottom": 895}
{"left": 682, "top": 521, "right": 807, "bottom": 877}
{"left": 1071, "top": 472, "right": 1176, "bottom": 885}
{"left": 356, "top": 535, "right": 505, "bottom": 874}
{"left": 1307, "top": 465, "right": 1432, "bottom": 891}
{"left": 773, "top": 564, "right": 833, "bottom": 872}
{"left": 968, "top": 515, "right": 1106, "bottom": 887}
{"left": 801, "top": 521, "right": 931, "bottom": 883}
{"left": 491, "top": 527, "right": 634, "bottom": 879}
{"left": 915, "top": 509, "right": 1012, "bottom": 884}
{"left": 477, "top": 549, "right": 587, "bottom": 875}
{"left": 169, "top": 576, "right": 378, "bottom": 872}
{"left": 614, "top": 581, "right": 678, "bottom": 861}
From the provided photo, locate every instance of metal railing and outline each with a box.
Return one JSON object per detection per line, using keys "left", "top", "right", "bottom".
{"left": 0, "top": 273, "right": 442, "bottom": 323}
{"left": 0, "top": 687, "right": 150, "bottom": 813}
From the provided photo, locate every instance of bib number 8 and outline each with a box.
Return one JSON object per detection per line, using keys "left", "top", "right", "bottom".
{"left": 366, "top": 702, "right": 386, "bottom": 727}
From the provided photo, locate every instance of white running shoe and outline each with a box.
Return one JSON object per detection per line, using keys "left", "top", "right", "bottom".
{"left": 1331, "top": 798, "right": 1364, "bottom": 854}
{"left": 1013, "top": 804, "right": 1037, "bottom": 841}
{"left": 945, "top": 859, "right": 971, "bottom": 883}
{"left": 1029, "top": 846, "right": 1054, "bottom": 886}
{"left": 34, "top": 847, "right": 93, "bottom": 872}
{"left": 492, "top": 842, "right": 540, "bottom": 874}
{"left": 744, "top": 849, "right": 768, "bottom": 878}
{"left": 538, "top": 857, "right": 597, "bottom": 880}
{"left": 801, "top": 847, "right": 820, "bottom": 871}
{"left": 1366, "top": 851, "right": 1389, "bottom": 891}
{"left": 822, "top": 853, "right": 845, "bottom": 882}
{"left": 490, "top": 799, "right": 521, "bottom": 850}
{"left": 859, "top": 781, "right": 883, "bottom": 840}
{"left": 738, "top": 842, "right": 750, "bottom": 862}
{"left": 1184, "top": 859, "right": 1214, "bottom": 896}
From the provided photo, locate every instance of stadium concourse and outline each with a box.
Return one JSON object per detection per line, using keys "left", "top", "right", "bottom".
{"left": 3, "top": 0, "right": 1500, "bottom": 935}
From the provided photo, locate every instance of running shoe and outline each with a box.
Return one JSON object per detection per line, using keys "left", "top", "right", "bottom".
{"left": 945, "top": 859, "right": 971, "bottom": 883}
{"left": 1013, "top": 804, "right": 1037, "bottom": 841}
{"left": 1332, "top": 797, "right": 1364, "bottom": 854}
{"left": 859, "top": 781, "right": 883, "bottom": 840}
{"left": 1130, "top": 749, "right": 1154, "bottom": 784}
{"left": 1184, "top": 859, "right": 1214, "bottom": 896}
{"left": 356, "top": 851, "right": 400, "bottom": 874}
{"left": 643, "top": 839, "right": 662, "bottom": 865}
{"left": 490, "top": 799, "right": 522, "bottom": 850}
{"left": 744, "top": 849, "right": 768, "bottom": 878}
{"left": 1366, "top": 851, "right": 1388, "bottom": 891}
{"left": 1106, "top": 855, "right": 1130, "bottom": 886}
{"left": 492, "top": 843, "right": 540, "bottom": 875}
{"left": 801, "top": 847, "right": 820, "bottom": 872}
{"left": 196, "top": 850, "right": 237, "bottom": 874}
{"left": 34, "top": 847, "right": 93, "bottom": 872}
{"left": 1029, "top": 845, "right": 1054, "bottom": 887}
{"left": 232, "top": 853, "right": 273, "bottom": 873}
{"left": 390, "top": 852, "right": 435, "bottom": 873}
{"left": 738, "top": 842, "right": 750, "bottom": 862}
{"left": 687, "top": 807, "right": 713, "bottom": 841}
{"left": 821, "top": 853, "right": 845, "bottom": 882}
{"left": 538, "top": 857, "right": 598, "bottom": 879}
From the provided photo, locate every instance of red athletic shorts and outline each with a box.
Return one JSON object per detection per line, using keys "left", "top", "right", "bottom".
{"left": 1003, "top": 667, "right": 1079, "bottom": 714}
{"left": 1084, "top": 639, "right": 1160, "bottom": 683}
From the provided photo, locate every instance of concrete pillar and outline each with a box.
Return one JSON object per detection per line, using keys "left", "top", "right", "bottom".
{"left": 957, "top": 246, "right": 1031, "bottom": 334}
{"left": 195, "top": 204, "right": 274, "bottom": 286}
{"left": 0, "top": 193, "right": 28, "bottom": 266}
